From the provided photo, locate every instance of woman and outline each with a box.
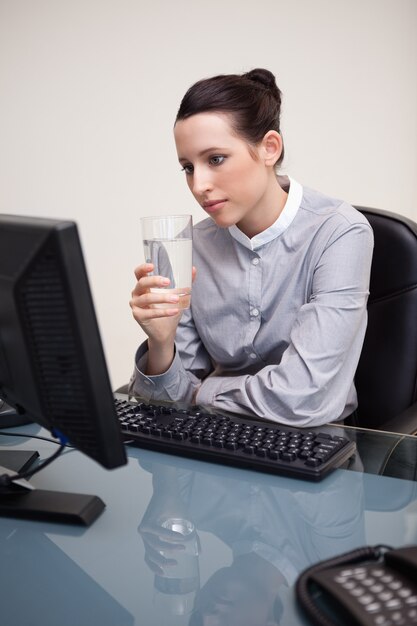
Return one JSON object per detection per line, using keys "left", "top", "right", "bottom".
{"left": 129, "top": 68, "right": 374, "bottom": 427}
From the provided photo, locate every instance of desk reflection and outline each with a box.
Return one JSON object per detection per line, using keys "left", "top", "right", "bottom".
{"left": 138, "top": 457, "right": 366, "bottom": 626}
{"left": 0, "top": 518, "right": 134, "bottom": 626}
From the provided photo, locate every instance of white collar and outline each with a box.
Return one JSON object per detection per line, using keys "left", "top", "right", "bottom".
{"left": 228, "top": 176, "right": 303, "bottom": 251}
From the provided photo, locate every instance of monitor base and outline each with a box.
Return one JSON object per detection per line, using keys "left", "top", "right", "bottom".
{"left": 0, "top": 485, "right": 105, "bottom": 526}
{"left": 0, "top": 450, "right": 105, "bottom": 526}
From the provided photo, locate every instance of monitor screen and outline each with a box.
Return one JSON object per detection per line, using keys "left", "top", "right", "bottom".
{"left": 0, "top": 214, "right": 126, "bottom": 470}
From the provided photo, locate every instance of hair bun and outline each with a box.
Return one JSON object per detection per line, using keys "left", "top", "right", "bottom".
{"left": 244, "top": 68, "right": 276, "bottom": 90}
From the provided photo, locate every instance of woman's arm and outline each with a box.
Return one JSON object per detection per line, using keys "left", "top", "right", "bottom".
{"left": 129, "top": 262, "right": 213, "bottom": 402}
{"left": 128, "top": 305, "right": 214, "bottom": 403}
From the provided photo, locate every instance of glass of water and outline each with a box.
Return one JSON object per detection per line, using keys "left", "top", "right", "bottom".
{"left": 140, "top": 215, "right": 193, "bottom": 310}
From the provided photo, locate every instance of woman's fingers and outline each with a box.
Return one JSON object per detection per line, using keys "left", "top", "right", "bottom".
{"left": 134, "top": 262, "right": 154, "bottom": 281}
{"left": 133, "top": 306, "right": 180, "bottom": 322}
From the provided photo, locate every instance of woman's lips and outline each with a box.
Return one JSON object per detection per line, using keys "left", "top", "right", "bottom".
{"left": 202, "top": 199, "right": 227, "bottom": 213}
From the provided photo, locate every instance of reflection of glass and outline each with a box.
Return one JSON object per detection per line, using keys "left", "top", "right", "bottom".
{"left": 154, "top": 517, "right": 200, "bottom": 616}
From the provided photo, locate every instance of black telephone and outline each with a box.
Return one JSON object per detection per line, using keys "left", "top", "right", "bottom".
{"left": 296, "top": 545, "right": 417, "bottom": 626}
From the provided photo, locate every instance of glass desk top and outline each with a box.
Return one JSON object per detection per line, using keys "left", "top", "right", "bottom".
{"left": 0, "top": 420, "right": 417, "bottom": 626}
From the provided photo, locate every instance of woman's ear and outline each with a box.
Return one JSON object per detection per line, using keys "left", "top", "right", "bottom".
{"left": 261, "top": 130, "right": 283, "bottom": 166}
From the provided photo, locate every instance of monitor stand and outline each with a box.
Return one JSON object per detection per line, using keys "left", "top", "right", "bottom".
{"left": 0, "top": 429, "right": 105, "bottom": 526}
{"left": 0, "top": 480, "right": 105, "bottom": 526}
{"left": 0, "top": 398, "right": 32, "bottom": 427}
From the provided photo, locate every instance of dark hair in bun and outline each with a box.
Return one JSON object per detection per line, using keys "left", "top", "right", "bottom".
{"left": 244, "top": 68, "right": 278, "bottom": 91}
{"left": 175, "top": 68, "right": 284, "bottom": 166}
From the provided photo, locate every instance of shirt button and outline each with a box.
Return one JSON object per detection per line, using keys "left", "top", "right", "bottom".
{"left": 250, "top": 353, "right": 257, "bottom": 359}
{"left": 144, "top": 380, "right": 151, "bottom": 386}
{"left": 251, "top": 308, "right": 259, "bottom": 317}
{"left": 251, "top": 257, "right": 260, "bottom": 265}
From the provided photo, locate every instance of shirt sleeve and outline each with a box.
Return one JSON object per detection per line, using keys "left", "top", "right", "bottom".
{"left": 128, "top": 309, "right": 213, "bottom": 403}
{"left": 194, "top": 222, "right": 374, "bottom": 427}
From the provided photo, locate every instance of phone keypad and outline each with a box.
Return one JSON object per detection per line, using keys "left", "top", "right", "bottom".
{"left": 312, "top": 564, "right": 417, "bottom": 625}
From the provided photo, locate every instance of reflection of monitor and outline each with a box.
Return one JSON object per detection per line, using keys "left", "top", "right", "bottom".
{"left": 0, "top": 214, "right": 127, "bottom": 523}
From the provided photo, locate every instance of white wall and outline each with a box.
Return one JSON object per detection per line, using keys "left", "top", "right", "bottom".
{"left": 0, "top": 0, "right": 416, "bottom": 389}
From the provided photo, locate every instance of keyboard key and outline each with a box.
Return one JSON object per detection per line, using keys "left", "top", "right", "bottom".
{"left": 305, "top": 457, "right": 322, "bottom": 467}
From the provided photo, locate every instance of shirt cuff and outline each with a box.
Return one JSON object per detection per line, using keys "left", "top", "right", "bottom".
{"left": 131, "top": 341, "right": 183, "bottom": 399}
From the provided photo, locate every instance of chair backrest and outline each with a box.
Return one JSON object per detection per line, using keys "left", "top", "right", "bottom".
{"left": 354, "top": 206, "right": 417, "bottom": 429}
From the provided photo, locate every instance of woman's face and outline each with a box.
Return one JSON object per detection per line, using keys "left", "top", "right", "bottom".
{"left": 174, "top": 112, "right": 281, "bottom": 237}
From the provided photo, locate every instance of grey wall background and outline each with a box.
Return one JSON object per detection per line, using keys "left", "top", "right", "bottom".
{"left": 0, "top": 0, "right": 416, "bottom": 388}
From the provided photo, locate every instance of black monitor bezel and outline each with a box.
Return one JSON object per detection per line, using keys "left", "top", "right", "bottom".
{"left": 0, "top": 214, "right": 126, "bottom": 470}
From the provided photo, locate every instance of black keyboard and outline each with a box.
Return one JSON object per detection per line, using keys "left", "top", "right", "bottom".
{"left": 114, "top": 397, "right": 356, "bottom": 482}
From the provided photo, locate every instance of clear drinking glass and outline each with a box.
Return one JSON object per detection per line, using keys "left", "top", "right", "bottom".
{"left": 140, "top": 214, "right": 193, "bottom": 310}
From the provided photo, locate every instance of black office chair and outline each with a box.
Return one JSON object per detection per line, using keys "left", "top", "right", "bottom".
{"left": 353, "top": 206, "right": 417, "bottom": 434}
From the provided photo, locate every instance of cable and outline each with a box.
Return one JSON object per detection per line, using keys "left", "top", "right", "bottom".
{"left": 0, "top": 429, "right": 74, "bottom": 447}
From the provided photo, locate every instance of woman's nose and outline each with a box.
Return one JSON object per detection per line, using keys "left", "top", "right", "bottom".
{"left": 191, "top": 167, "right": 213, "bottom": 196}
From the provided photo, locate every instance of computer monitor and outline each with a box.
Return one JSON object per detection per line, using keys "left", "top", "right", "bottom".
{"left": 0, "top": 213, "right": 127, "bottom": 523}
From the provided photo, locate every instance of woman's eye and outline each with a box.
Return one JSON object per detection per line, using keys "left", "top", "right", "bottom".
{"left": 181, "top": 164, "right": 194, "bottom": 174}
{"left": 209, "top": 155, "right": 225, "bottom": 166}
